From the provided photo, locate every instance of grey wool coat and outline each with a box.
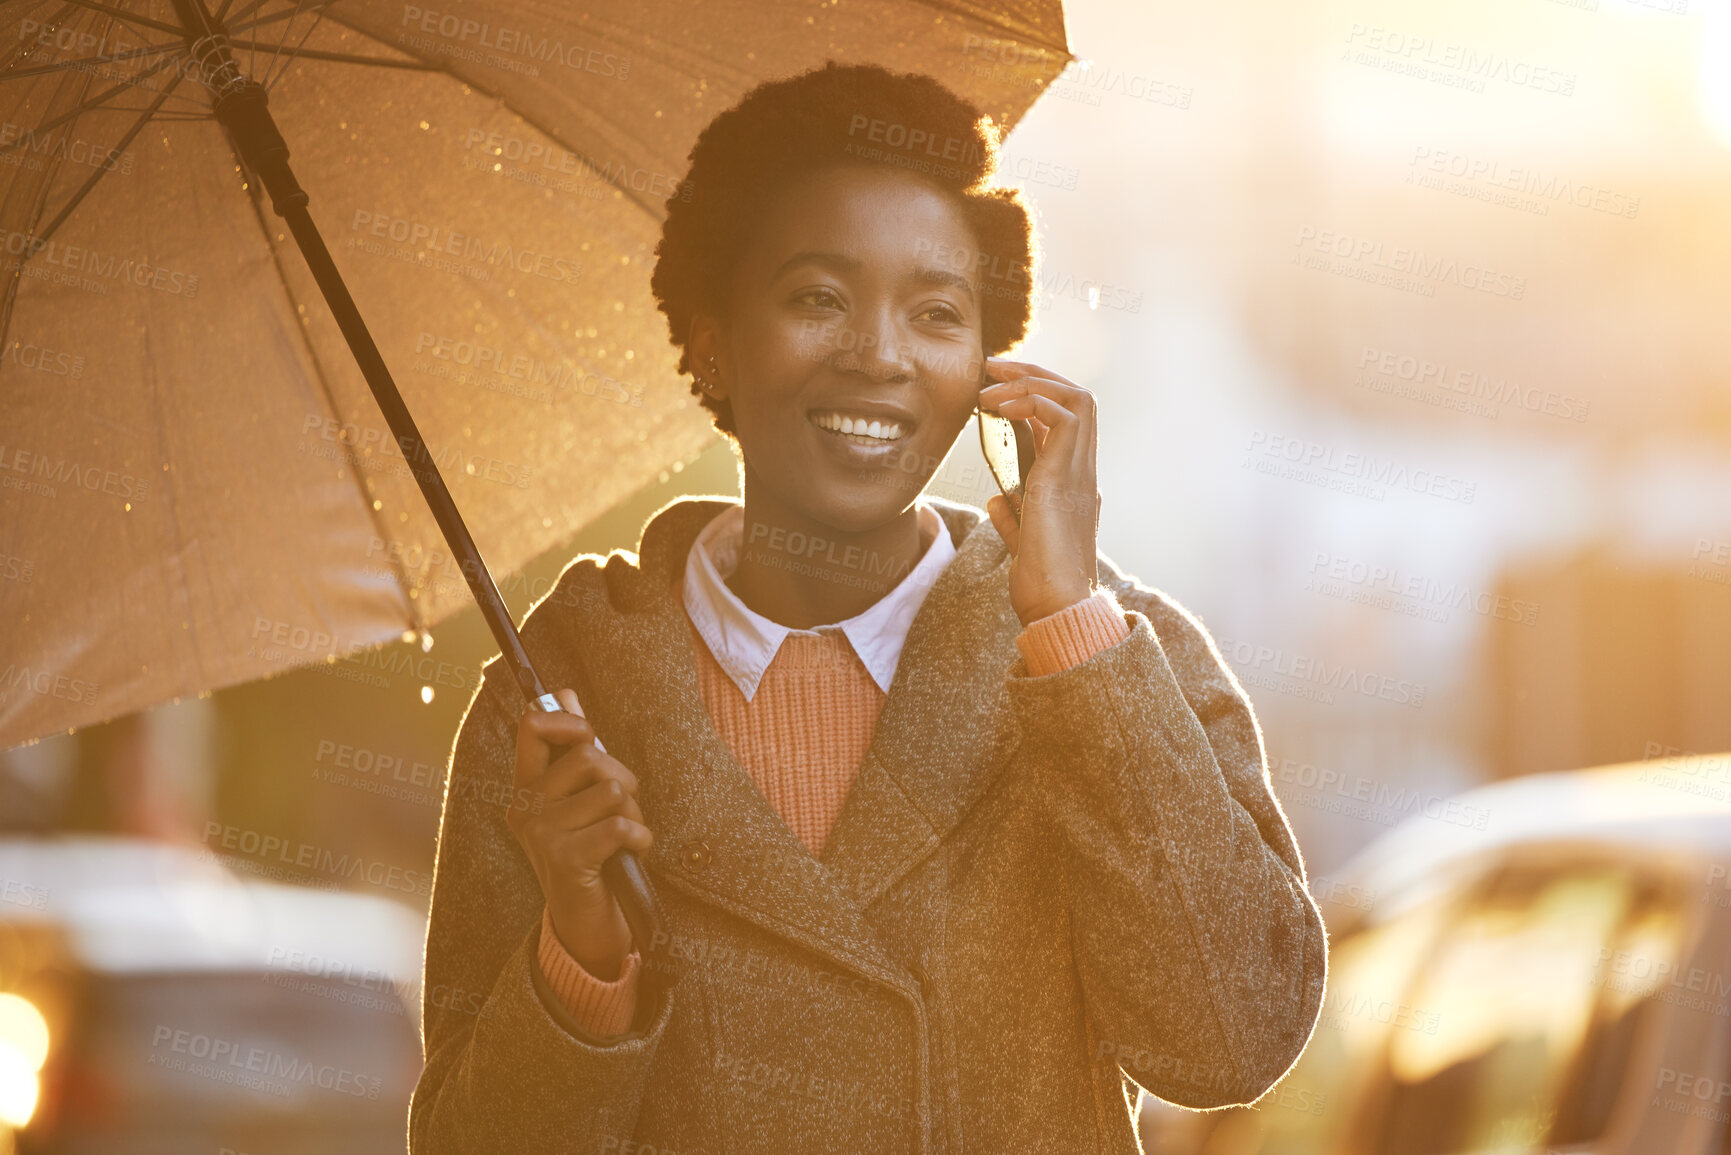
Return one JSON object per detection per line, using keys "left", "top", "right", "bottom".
{"left": 410, "top": 496, "right": 1328, "bottom": 1155}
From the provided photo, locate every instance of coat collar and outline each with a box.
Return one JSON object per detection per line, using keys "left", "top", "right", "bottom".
{"left": 549, "top": 496, "right": 1020, "bottom": 986}
{"left": 678, "top": 502, "right": 958, "bottom": 700}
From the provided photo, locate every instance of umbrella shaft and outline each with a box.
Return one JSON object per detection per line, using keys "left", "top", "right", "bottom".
{"left": 166, "top": 0, "right": 671, "bottom": 964}
{"left": 281, "top": 198, "right": 669, "bottom": 976}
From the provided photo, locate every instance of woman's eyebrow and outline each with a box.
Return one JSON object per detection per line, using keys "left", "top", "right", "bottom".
{"left": 911, "top": 265, "right": 975, "bottom": 303}
{"left": 772, "top": 250, "right": 862, "bottom": 279}
{"left": 771, "top": 250, "right": 974, "bottom": 302}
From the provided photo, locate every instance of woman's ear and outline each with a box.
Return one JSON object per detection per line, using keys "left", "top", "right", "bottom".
{"left": 687, "top": 315, "right": 730, "bottom": 401}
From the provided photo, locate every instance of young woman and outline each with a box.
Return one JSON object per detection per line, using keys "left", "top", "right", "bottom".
{"left": 410, "top": 62, "right": 1326, "bottom": 1155}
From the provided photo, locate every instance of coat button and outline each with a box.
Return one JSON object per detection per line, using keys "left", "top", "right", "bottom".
{"left": 681, "top": 841, "right": 712, "bottom": 872}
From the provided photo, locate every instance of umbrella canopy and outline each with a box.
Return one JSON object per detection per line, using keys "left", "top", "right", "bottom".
{"left": 0, "top": 0, "right": 1073, "bottom": 750}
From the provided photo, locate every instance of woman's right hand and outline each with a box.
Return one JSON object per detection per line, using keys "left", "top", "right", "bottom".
{"left": 508, "top": 688, "right": 653, "bottom": 980}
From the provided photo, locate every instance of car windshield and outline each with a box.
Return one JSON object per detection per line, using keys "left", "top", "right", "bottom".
{"left": 42, "top": 970, "right": 420, "bottom": 1150}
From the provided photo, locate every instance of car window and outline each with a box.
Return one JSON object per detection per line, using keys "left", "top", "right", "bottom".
{"left": 1550, "top": 874, "right": 1691, "bottom": 1145}
{"left": 1370, "top": 864, "right": 1679, "bottom": 1155}
{"left": 1196, "top": 881, "right": 1461, "bottom": 1155}
{"left": 44, "top": 971, "right": 421, "bottom": 1137}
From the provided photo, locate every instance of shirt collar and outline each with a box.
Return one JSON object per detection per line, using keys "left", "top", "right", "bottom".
{"left": 681, "top": 503, "right": 958, "bottom": 701}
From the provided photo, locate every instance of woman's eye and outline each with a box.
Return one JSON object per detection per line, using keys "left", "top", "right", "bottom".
{"left": 918, "top": 302, "right": 964, "bottom": 324}
{"left": 794, "top": 287, "right": 844, "bottom": 309}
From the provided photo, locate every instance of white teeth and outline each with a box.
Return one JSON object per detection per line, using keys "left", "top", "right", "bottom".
{"left": 813, "top": 411, "right": 904, "bottom": 441}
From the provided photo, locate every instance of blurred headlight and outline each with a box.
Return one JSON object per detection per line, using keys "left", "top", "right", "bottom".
{"left": 0, "top": 993, "right": 49, "bottom": 1127}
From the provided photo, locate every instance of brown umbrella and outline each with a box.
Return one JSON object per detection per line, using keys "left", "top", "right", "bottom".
{"left": 0, "top": 0, "right": 1071, "bottom": 939}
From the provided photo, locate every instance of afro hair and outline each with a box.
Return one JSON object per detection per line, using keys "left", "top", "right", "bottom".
{"left": 649, "top": 60, "right": 1039, "bottom": 435}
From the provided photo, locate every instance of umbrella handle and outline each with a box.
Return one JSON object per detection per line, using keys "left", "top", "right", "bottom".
{"left": 530, "top": 693, "right": 667, "bottom": 965}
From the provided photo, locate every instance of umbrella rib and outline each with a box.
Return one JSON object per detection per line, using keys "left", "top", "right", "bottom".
{"left": 318, "top": 7, "right": 675, "bottom": 226}
{"left": 0, "top": 41, "right": 187, "bottom": 81}
{"left": 0, "top": 53, "right": 180, "bottom": 154}
{"left": 910, "top": 0, "right": 1072, "bottom": 56}
{"left": 259, "top": 0, "right": 321, "bottom": 90}
{"left": 255, "top": 0, "right": 304, "bottom": 87}
{"left": 217, "top": 42, "right": 431, "bottom": 71}
{"left": 1, "top": 1, "right": 78, "bottom": 71}
{"left": 231, "top": 183, "right": 430, "bottom": 630}
{"left": 211, "top": 0, "right": 272, "bottom": 37}
{"left": 225, "top": 0, "right": 334, "bottom": 40}
{"left": 31, "top": 71, "right": 181, "bottom": 245}
{"left": 264, "top": 11, "right": 331, "bottom": 91}
{"left": 54, "top": 0, "right": 183, "bottom": 38}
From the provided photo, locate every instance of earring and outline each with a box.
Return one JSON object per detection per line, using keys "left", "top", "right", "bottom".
{"left": 699, "top": 355, "right": 719, "bottom": 394}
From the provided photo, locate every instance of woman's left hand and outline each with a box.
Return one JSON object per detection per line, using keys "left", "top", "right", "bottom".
{"left": 978, "top": 357, "right": 1101, "bottom": 627}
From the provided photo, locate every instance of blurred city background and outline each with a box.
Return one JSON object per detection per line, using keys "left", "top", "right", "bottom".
{"left": 2, "top": 0, "right": 1729, "bottom": 1151}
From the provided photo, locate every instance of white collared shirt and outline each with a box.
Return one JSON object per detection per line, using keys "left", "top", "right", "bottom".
{"left": 681, "top": 503, "right": 958, "bottom": 701}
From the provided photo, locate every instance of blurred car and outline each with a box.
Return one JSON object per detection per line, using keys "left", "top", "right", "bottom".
{"left": 0, "top": 836, "right": 426, "bottom": 1155}
{"left": 1136, "top": 753, "right": 1731, "bottom": 1155}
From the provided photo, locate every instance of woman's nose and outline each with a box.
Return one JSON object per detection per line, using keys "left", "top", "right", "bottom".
{"left": 834, "top": 308, "right": 915, "bottom": 382}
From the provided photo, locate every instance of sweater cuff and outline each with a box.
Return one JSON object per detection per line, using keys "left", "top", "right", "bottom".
{"left": 536, "top": 906, "right": 640, "bottom": 1039}
{"left": 1015, "top": 589, "right": 1131, "bottom": 677}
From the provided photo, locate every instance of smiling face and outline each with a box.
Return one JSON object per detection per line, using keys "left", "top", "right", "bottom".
{"left": 697, "top": 162, "right": 987, "bottom": 534}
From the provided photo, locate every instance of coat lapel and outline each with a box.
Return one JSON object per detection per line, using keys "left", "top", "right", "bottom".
{"left": 561, "top": 498, "right": 1020, "bottom": 984}
{"left": 820, "top": 503, "right": 1023, "bottom": 909}
{"left": 565, "top": 500, "right": 905, "bottom": 986}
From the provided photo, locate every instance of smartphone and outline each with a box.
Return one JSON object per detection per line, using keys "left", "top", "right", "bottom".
{"left": 977, "top": 365, "right": 1036, "bottom": 520}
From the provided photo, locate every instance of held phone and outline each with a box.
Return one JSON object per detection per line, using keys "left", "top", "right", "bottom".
{"left": 977, "top": 364, "right": 1037, "bottom": 520}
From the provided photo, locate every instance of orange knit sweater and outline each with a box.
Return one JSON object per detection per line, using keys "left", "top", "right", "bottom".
{"left": 536, "top": 590, "right": 1130, "bottom": 1037}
